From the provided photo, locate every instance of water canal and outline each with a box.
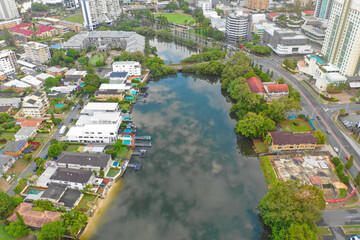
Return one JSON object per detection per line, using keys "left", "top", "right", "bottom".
{"left": 91, "top": 40, "right": 268, "bottom": 240}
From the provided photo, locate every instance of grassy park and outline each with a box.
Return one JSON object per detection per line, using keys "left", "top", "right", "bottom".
{"left": 279, "top": 118, "right": 314, "bottom": 132}
{"left": 155, "top": 13, "right": 195, "bottom": 25}
{"left": 62, "top": 14, "right": 84, "bottom": 24}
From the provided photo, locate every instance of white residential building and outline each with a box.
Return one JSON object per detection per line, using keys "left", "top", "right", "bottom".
{"left": 24, "top": 42, "right": 51, "bottom": 64}
{"left": 22, "top": 91, "right": 49, "bottom": 117}
{"left": 80, "top": 102, "right": 119, "bottom": 115}
{"left": 64, "top": 0, "right": 80, "bottom": 10}
{"left": 0, "top": 50, "right": 18, "bottom": 75}
{"left": 99, "top": 84, "right": 131, "bottom": 93}
{"left": 80, "top": 0, "right": 121, "bottom": 31}
{"left": 0, "top": 154, "right": 15, "bottom": 174}
{"left": 4, "top": 80, "right": 31, "bottom": 89}
{"left": 112, "top": 61, "right": 141, "bottom": 76}
{"left": 198, "top": 0, "right": 212, "bottom": 11}
{"left": 0, "top": 98, "right": 21, "bottom": 108}
{"left": 315, "top": 0, "right": 334, "bottom": 19}
{"left": 76, "top": 112, "right": 123, "bottom": 129}
{"left": 14, "top": 126, "right": 37, "bottom": 141}
{"left": 225, "top": 11, "right": 252, "bottom": 43}
{"left": 109, "top": 72, "right": 129, "bottom": 84}
{"left": 65, "top": 124, "right": 119, "bottom": 143}
{"left": 19, "top": 76, "right": 43, "bottom": 90}
{"left": 321, "top": 0, "right": 360, "bottom": 76}
{"left": 298, "top": 54, "right": 347, "bottom": 91}
{"left": 0, "top": 0, "right": 20, "bottom": 20}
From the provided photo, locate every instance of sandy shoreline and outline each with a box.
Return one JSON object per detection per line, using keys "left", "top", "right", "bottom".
{"left": 80, "top": 179, "right": 124, "bottom": 240}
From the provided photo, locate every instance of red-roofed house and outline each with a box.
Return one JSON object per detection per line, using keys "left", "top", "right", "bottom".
{"left": 264, "top": 84, "right": 289, "bottom": 99}
{"left": 7, "top": 203, "right": 63, "bottom": 229}
{"left": 246, "top": 77, "right": 289, "bottom": 100}
{"left": 9, "top": 23, "right": 57, "bottom": 39}
{"left": 266, "top": 12, "right": 288, "bottom": 21}
{"left": 16, "top": 119, "right": 44, "bottom": 129}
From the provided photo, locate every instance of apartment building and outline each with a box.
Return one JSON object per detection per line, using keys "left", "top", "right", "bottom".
{"left": 269, "top": 131, "right": 317, "bottom": 151}
{"left": 80, "top": 102, "right": 119, "bottom": 115}
{"left": 80, "top": 0, "right": 121, "bottom": 30}
{"left": 0, "top": 0, "right": 20, "bottom": 20}
{"left": 112, "top": 61, "right": 141, "bottom": 76}
{"left": 321, "top": 0, "right": 360, "bottom": 76}
{"left": 21, "top": 91, "right": 49, "bottom": 117}
{"left": 0, "top": 50, "right": 18, "bottom": 75}
{"left": 64, "top": 0, "right": 80, "bottom": 10}
{"left": 247, "top": 0, "right": 268, "bottom": 10}
{"left": 24, "top": 42, "right": 51, "bottom": 64}
{"left": 315, "top": 0, "right": 334, "bottom": 19}
{"left": 0, "top": 18, "right": 21, "bottom": 30}
{"left": 225, "top": 11, "right": 252, "bottom": 43}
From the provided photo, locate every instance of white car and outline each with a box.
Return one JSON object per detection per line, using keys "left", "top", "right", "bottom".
{"left": 333, "top": 147, "right": 339, "bottom": 153}
{"left": 350, "top": 236, "right": 360, "bottom": 240}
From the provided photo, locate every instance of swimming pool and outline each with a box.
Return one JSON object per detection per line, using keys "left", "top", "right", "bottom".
{"left": 123, "top": 135, "right": 131, "bottom": 138}
{"left": 113, "top": 162, "right": 119, "bottom": 167}
{"left": 125, "top": 128, "right": 132, "bottom": 133}
{"left": 126, "top": 96, "right": 134, "bottom": 100}
{"left": 124, "top": 117, "right": 130, "bottom": 121}
{"left": 28, "top": 189, "right": 41, "bottom": 195}
{"left": 80, "top": 83, "right": 84, "bottom": 87}
{"left": 55, "top": 104, "right": 65, "bottom": 108}
{"left": 131, "top": 91, "right": 137, "bottom": 95}
{"left": 123, "top": 140, "right": 131, "bottom": 145}
{"left": 309, "top": 55, "right": 326, "bottom": 64}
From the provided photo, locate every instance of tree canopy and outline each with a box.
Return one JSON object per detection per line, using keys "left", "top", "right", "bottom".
{"left": 259, "top": 181, "right": 325, "bottom": 240}
{"left": 235, "top": 112, "right": 276, "bottom": 138}
{"left": 38, "top": 220, "right": 66, "bottom": 240}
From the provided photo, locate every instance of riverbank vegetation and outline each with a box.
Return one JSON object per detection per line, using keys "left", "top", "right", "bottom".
{"left": 182, "top": 52, "right": 301, "bottom": 138}
{"left": 259, "top": 181, "right": 326, "bottom": 239}
{"left": 181, "top": 47, "right": 225, "bottom": 63}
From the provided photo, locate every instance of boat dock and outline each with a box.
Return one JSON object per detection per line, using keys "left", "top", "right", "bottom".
{"left": 134, "top": 142, "right": 151, "bottom": 147}
{"left": 127, "top": 163, "right": 142, "bottom": 170}
{"left": 132, "top": 149, "right": 147, "bottom": 158}
{"left": 135, "top": 136, "right": 152, "bottom": 140}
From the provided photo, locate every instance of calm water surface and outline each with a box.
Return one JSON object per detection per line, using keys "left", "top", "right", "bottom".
{"left": 91, "top": 41, "right": 267, "bottom": 240}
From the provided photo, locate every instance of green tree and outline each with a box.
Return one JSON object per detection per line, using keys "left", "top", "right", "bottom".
{"left": 62, "top": 210, "right": 88, "bottom": 236}
{"left": 355, "top": 172, "right": 360, "bottom": 186}
{"left": 0, "top": 192, "right": 15, "bottom": 219}
{"left": 24, "top": 154, "right": 32, "bottom": 162}
{"left": 47, "top": 144, "right": 63, "bottom": 158}
{"left": 314, "top": 130, "right": 326, "bottom": 144}
{"left": 276, "top": 78, "right": 285, "bottom": 84}
{"left": 45, "top": 77, "right": 60, "bottom": 88}
{"left": 235, "top": 112, "right": 276, "bottom": 138}
{"left": 339, "top": 108, "right": 346, "bottom": 116}
{"left": 38, "top": 220, "right": 66, "bottom": 240}
{"left": 259, "top": 181, "right": 325, "bottom": 240}
{"left": 66, "top": 49, "right": 79, "bottom": 59}
{"left": 345, "top": 155, "right": 354, "bottom": 170}
{"left": 5, "top": 212, "right": 29, "bottom": 238}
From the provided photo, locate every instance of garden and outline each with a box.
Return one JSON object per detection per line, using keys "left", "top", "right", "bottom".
{"left": 279, "top": 118, "right": 314, "bottom": 132}
{"left": 155, "top": 13, "right": 195, "bottom": 25}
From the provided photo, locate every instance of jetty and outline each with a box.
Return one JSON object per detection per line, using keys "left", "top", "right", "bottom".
{"left": 127, "top": 163, "right": 142, "bottom": 170}
{"left": 132, "top": 149, "right": 147, "bottom": 158}
{"left": 135, "top": 136, "right": 152, "bottom": 140}
{"left": 134, "top": 142, "right": 151, "bottom": 147}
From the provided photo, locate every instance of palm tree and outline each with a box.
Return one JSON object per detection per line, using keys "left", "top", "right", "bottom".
{"left": 264, "top": 134, "right": 272, "bottom": 145}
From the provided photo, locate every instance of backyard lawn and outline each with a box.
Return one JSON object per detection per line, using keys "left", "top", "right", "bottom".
{"left": 0, "top": 132, "right": 15, "bottom": 141}
{"left": 62, "top": 14, "right": 84, "bottom": 24}
{"left": 155, "top": 13, "right": 195, "bottom": 25}
{"left": 279, "top": 118, "right": 314, "bottom": 132}
{"left": 260, "top": 156, "right": 278, "bottom": 187}
{"left": 33, "top": 133, "right": 50, "bottom": 143}
{"left": 107, "top": 168, "right": 120, "bottom": 178}
{"left": 116, "top": 147, "right": 128, "bottom": 158}
{"left": 89, "top": 54, "right": 105, "bottom": 66}
{"left": 65, "top": 144, "right": 79, "bottom": 152}
{"left": 76, "top": 194, "right": 97, "bottom": 212}
{"left": 253, "top": 139, "right": 268, "bottom": 153}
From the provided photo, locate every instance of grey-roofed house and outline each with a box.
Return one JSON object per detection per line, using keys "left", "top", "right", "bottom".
{"left": 49, "top": 167, "right": 94, "bottom": 190}
{"left": 3, "top": 140, "right": 28, "bottom": 156}
{"left": 41, "top": 183, "right": 68, "bottom": 202}
{"left": 0, "top": 154, "right": 15, "bottom": 174}
{"left": 57, "top": 151, "right": 112, "bottom": 173}
{"left": 14, "top": 126, "right": 37, "bottom": 141}
{"left": 58, "top": 188, "right": 82, "bottom": 209}
{"left": 0, "top": 98, "right": 22, "bottom": 108}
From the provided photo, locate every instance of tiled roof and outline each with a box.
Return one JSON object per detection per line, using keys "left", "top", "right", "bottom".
{"left": 37, "top": 25, "right": 56, "bottom": 34}
{"left": 302, "top": 10, "right": 315, "bottom": 14}
{"left": 246, "top": 77, "right": 266, "bottom": 93}
{"left": 9, "top": 23, "right": 56, "bottom": 37}
{"left": 57, "top": 151, "right": 111, "bottom": 169}
{"left": 7, "top": 203, "right": 62, "bottom": 228}
{"left": 16, "top": 119, "right": 43, "bottom": 127}
{"left": 50, "top": 167, "right": 93, "bottom": 184}
{"left": 266, "top": 84, "right": 289, "bottom": 93}
{"left": 270, "top": 131, "right": 317, "bottom": 145}
{"left": 0, "top": 106, "right": 11, "bottom": 112}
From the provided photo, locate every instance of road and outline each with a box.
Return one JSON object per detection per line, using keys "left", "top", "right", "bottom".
{"left": 251, "top": 55, "right": 360, "bottom": 179}
{"left": 6, "top": 96, "right": 86, "bottom": 196}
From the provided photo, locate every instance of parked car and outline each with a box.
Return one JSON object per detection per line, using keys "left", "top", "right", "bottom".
{"left": 69, "top": 118, "right": 74, "bottom": 123}
{"left": 350, "top": 236, "right": 360, "bottom": 240}
{"left": 33, "top": 166, "right": 38, "bottom": 172}
{"left": 333, "top": 147, "right": 339, "bottom": 153}
{"left": 326, "top": 130, "right": 331, "bottom": 134}
{"left": 316, "top": 116, "right": 321, "bottom": 120}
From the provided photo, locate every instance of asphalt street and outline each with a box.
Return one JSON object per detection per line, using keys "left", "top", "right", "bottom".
{"left": 6, "top": 95, "right": 86, "bottom": 196}
{"left": 251, "top": 55, "right": 360, "bottom": 180}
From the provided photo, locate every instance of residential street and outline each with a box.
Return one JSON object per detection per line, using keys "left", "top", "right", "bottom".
{"left": 5, "top": 95, "right": 86, "bottom": 196}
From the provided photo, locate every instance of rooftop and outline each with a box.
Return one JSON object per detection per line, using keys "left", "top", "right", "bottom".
{"left": 113, "top": 61, "right": 140, "bottom": 66}
{"left": 4, "top": 80, "right": 31, "bottom": 88}
{"left": 99, "top": 84, "right": 131, "bottom": 91}
{"left": 36, "top": 73, "right": 53, "bottom": 80}
{"left": 270, "top": 131, "right": 317, "bottom": 145}
{"left": 20, "top": 75, "right": 42, "bottom": 86}
{"left": 0, "top": 106, "right": 11, "bottom": 112}
{"left": 7, "top": 203, "right": 63, "bottom": 228}
{"left": 59, "top": 188, "right": 82, "bottom": 208}
{"left": 82, "top": 102, "right": 118, "bottom": 111}
{"left": 50, "top": 167, "right": 93, "bottom": 184}
{"left": 14, "top": 126, "right": 36, "bottom": 137}
{"left": 3, "top": 140, "right": 27, "bottom": 153}
{"left": 109, "top": 72, "right": 129, "bottom": 78}
{"left": 0, "top": 154, "right": 14, "bottom": 168}
{"left": 41, "top": 183, "right": 67, "bottom": 201}
{"left": 265, "top": 84, "right": 289, "bottom": 93}
{"left": 57, "top": 151, "right": 111, "bottom": 169}
{"left": 246, "top": 77, "right": 266, "bottom": 93}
